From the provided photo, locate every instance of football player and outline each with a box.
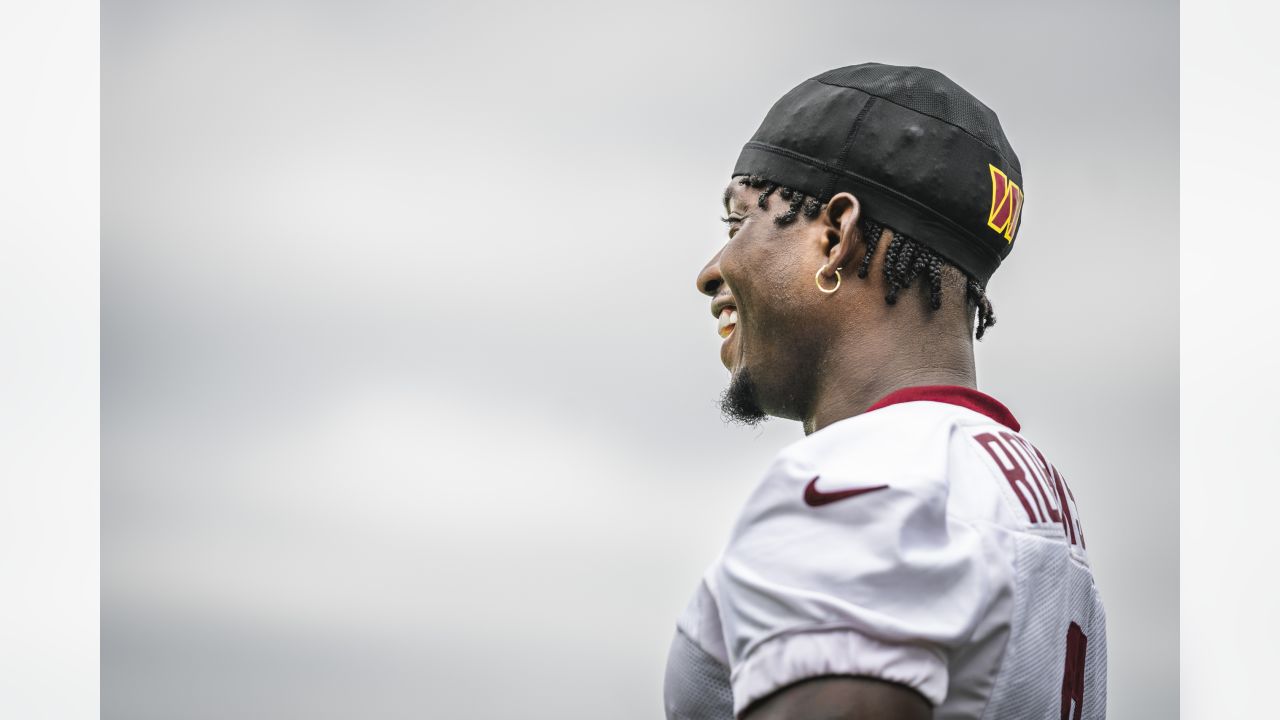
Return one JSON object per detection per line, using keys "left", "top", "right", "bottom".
{"left": 665, "top": 64, "right": 1106, "bottom": 720}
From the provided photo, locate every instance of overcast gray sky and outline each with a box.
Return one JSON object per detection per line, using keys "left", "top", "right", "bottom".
{"left": 103, "top": 1, "right": 1177, "bottom": 717}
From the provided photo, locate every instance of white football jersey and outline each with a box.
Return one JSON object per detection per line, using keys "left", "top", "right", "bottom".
{"left": 664, "top": 386, "right": 1106, "bottom": 719}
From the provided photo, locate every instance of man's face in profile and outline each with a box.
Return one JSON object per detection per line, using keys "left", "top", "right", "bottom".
{"left": 696, "top": 180, "right": 838, "bottom": 425}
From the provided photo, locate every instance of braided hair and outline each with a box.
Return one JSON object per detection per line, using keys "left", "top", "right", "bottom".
{"left": 736, "top": 174, "right": 997, "bottom": 340}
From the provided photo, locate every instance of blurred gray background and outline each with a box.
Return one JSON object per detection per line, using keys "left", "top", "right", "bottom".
{"left": 103, "top": 1, "right": 1177, "bottom": 717}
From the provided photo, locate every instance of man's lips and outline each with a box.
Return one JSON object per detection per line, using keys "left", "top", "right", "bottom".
{"left": 717, "top": 306, "right": 738, "bottom": 338}
{"left": 711, "top": 296, "right": 737, "bottom": 339}
{"left": 711, "top": 295, "right": 740, "bottom": 370}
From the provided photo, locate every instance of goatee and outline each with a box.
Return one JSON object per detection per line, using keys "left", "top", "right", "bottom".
{"left": 719, "top": 368, "right": 768, "bottom": 427}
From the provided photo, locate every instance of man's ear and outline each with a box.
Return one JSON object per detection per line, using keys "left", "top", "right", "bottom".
{"left": 818, "top": 192, "right": 863, "bottom": 278}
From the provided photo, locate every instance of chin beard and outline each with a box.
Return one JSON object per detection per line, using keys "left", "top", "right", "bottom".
{"left": 719, "top": 368, "right": 769, "bottom": 427}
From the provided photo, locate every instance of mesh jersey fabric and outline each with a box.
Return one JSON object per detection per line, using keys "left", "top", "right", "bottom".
{"left": 663, "top": 393, "right": 1106, "bottom": 719}
{"left": 664, "top": 629, "right": 735, "bottom": 720}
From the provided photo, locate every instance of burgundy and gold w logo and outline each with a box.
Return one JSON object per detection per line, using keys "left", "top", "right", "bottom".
{"left": 987, "top": 164, "right": 1023, "bottom": 242}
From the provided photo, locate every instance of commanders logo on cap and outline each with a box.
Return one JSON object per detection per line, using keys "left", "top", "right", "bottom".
{"left": 987, "top": 164, "right": 1023, "bottom": 243}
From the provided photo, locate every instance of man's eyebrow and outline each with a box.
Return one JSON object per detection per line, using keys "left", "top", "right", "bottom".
{"left": 722, "top": 185, "right": 734, "bottom": 214}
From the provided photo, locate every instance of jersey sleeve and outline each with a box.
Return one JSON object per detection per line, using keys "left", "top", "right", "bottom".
{"left": 710, "top": 448, "right": 1006, "bottom": 715}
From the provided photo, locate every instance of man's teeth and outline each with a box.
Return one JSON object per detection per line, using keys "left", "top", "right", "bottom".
{"left": 718, "top": 308, "right": 738, "bottom": 338}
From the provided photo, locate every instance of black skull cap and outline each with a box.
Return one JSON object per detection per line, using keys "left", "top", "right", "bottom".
{"left": 732, "top": 63, "right": 1024, "bottom": 285}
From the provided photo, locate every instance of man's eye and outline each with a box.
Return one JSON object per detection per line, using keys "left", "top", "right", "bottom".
{"left": 720, "top": 215, "right": 745, "bottom": 238}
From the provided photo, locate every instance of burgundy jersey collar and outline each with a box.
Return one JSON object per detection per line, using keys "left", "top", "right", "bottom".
{"left": 864, "top": 385, "right": 1020, "bottom": 431}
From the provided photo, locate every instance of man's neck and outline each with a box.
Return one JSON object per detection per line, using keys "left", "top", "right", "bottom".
{"left": 802, "top": 342, "right": 976, "bottom": 435}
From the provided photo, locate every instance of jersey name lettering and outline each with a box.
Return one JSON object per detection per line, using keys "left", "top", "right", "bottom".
{"left": 973, "top": 431, "right": 1087, "bottom": 548}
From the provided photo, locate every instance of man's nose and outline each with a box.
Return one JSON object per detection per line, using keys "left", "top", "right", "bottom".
{"left": 696, "top": 248, "right": 725, "bottom": 297}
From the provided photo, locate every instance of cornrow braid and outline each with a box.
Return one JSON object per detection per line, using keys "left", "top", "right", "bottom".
{"left": 926, "top": 255, "right": 944, "bottom": 311}
{"left": 739, "top": 175, "right": 822, "bottom": 227}
{"left": 775, "top": 190, "right": 807, "bottom": 225}
{"left": 881, "top": 228, "right": 903, "bottom": 291}
{"left": 966, "top": 280, "right": 997, "bottom": 340}
{"left": 856, "top": 220, "right": 883, "bottom": 279}
{"left": 884, "top": 231, "right": 913, "bottom": 304}
{"left": 802, "top": 196, "right": 822, "bottom": 219}
{"left": 739, "top": 176, "right": 997, "bottom": 339}
{"left": 879, "top": 230, "right": 949, "bottom": 313}
{"left": 739, "top": 174, "right": 778, "bottom": 209}
{"left": 757, "top": 183, "right": 777, "bottom": 208}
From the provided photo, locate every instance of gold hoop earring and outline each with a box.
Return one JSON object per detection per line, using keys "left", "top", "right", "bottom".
{"left": 815, "top": 265, "right": 841, "bottom": 294}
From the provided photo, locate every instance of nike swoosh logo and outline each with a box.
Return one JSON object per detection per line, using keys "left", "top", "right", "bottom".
{"left": 803, "top": 475, "right": 889, "bottom": 507}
